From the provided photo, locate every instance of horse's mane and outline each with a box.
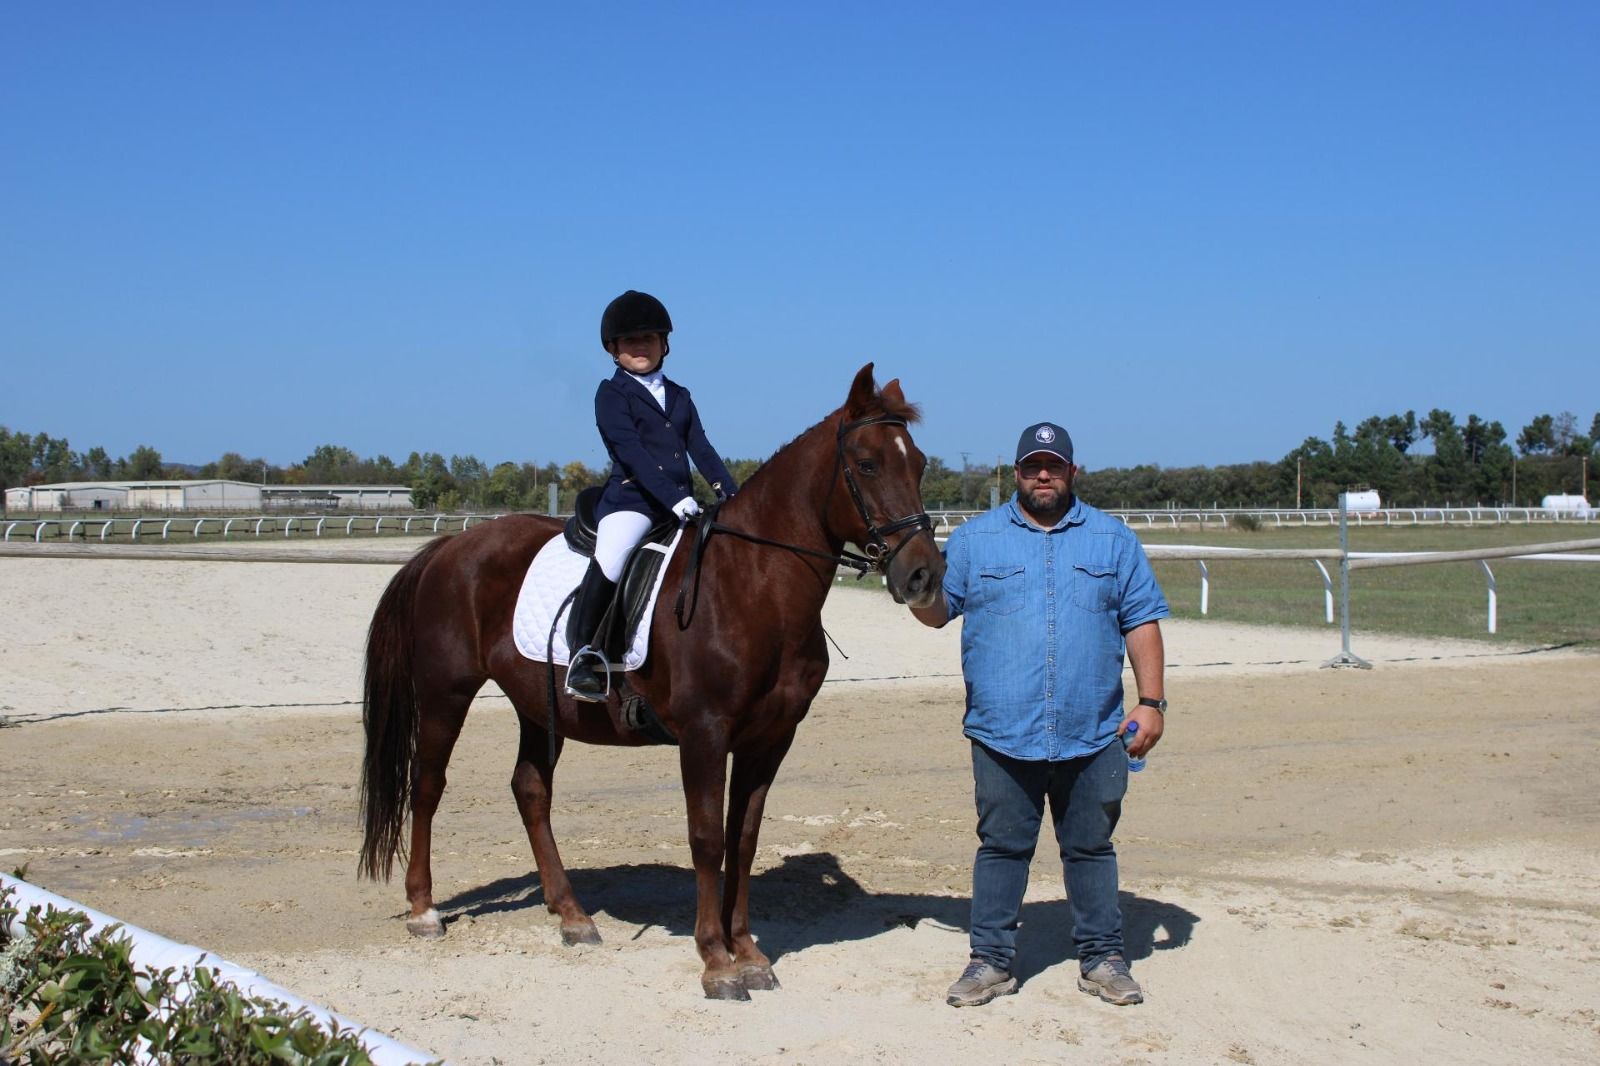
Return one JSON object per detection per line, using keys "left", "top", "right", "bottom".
{"left": 736, "top": 383, "right": 922, "bottom": 497}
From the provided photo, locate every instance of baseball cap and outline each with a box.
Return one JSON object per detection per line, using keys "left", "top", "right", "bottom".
{"left": 1015, "top": 422, "right": 1073, "bottom": 465}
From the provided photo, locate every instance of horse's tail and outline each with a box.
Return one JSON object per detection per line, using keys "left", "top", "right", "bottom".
{"left": 358, "top": 535, "right": 452, "bottom": 882}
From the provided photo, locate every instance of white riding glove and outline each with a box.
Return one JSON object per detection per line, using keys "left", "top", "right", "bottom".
{"left": 671, "top": 497, "right": 701, "bottom": 520}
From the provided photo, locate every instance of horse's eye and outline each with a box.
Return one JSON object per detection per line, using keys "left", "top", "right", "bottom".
{"left": 858, "top": 459, "right": 878, "bottom": 476}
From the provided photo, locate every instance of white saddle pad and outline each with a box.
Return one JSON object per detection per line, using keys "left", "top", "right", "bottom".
{"left": 512, "top": 528, "right": 683, "bottom": 670}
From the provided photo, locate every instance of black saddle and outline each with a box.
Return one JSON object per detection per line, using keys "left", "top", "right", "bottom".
{"left": 563, "top": 487, "right": 677, "bottom": 667}
{"left": 563, "top": 486, "right": 678, "bottom": 557}
{"left": 561, "top": 488, "right": 680, "bottom": 745}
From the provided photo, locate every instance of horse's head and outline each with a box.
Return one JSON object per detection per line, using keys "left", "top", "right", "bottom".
{"left": 828, "top": 363, "right": 946, "bottom": 608}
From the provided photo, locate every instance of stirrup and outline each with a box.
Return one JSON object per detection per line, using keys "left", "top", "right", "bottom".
{"left": 564, "top": 645, "right": 612, "bottom": 703}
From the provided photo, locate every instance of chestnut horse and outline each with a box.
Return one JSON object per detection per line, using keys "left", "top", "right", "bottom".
{"left": 358, "top": 364, "right": 945, "bottom": 999}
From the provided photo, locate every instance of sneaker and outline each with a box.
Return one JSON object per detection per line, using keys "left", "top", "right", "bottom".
{"left": 1077, "top": 954, "right": 1143, "bottom": 1005}
{"left": 945, "top": 958, "right": 1017, "bottom": 1007}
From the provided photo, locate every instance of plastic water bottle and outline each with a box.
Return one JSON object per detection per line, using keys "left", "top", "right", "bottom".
{"left": 1122, "top": 720, "right": 1145, "bottom": 773}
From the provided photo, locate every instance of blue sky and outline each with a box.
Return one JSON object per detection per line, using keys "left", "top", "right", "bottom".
{"left": 3, "top": 2, "right": 1596, "bottom": 473}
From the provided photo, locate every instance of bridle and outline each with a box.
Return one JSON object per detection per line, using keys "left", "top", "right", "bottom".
{"left": 833, "top": 413, "right": 936, "bottom": 573}
{"left": 673, "top": 412, "right": 936, "bottom": 625}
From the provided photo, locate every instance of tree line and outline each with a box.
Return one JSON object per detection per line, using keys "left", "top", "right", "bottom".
{"left": 4, "top": 408, "right": 1596, "bottom": 513}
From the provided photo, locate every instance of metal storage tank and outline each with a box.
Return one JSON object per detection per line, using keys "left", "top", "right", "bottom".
{"left": 1541, "top": 494, "right": 1592, "bottom": 516}
{"left": 1343, "top": 489, "right": 1381, "bottom": 512}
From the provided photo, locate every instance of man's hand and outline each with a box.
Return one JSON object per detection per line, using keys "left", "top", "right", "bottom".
{"left": 1118, "top": 705, "right": 1163, "bottom": 757}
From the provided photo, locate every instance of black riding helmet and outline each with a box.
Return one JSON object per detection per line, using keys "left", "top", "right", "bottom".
{"left": 600, "top": 290, "right": 673, "bottom": 356}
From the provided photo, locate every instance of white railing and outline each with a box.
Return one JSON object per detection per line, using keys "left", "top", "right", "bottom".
{"left": 1151, "top": 540, "right": 1600, "bottom": 635}
{"left": 6, "top": 513, "right": 1597, "bottom": 639}
{"left": 5, "top": 506, "right": 1593, "bottom": 544}
{"left": 1, "top": 512, "right": 509, "bottom": 543}
{"left": 922, "top": 506, "right": 1594, "bottom": 532}
{"left": 920, "top": 532, "right": 1599, "bottom": 636}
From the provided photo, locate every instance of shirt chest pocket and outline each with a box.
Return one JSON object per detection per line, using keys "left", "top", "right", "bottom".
{"left": 978, "top": 564, "right": 1026, "bottom": 616}
{"left": 1071, "top": 559, "right": 1118, "bottom": 613}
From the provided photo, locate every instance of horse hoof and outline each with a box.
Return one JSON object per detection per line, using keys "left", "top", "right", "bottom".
{"left": 702, "top": 975, "right": 752, "bottom": 1002}
{"left": 405, "top": 908, "right": 445, "bottom": 939}
{"left": 560, "top": 922, "right": 602, "bottom": 946}
{"left": 738, "top": 965, "right": 780, "bottom": 992}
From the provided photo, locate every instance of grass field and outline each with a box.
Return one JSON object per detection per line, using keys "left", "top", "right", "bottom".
{"left": 1136, "top": 525, "right": 1600, "bottom": 647}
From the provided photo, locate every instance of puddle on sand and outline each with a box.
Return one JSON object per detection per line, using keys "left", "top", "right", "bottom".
{"left": 71, "top": 807, "right": 314, "bottom": 845}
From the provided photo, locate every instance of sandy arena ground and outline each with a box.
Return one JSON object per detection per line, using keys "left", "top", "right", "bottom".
{"left": 2, "top": 536, "right": 1598, "bottom": 1065}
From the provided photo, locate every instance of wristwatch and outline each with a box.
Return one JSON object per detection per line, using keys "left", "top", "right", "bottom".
{"left": 1137, "top": 697, "right": 1167, "bottom": 715}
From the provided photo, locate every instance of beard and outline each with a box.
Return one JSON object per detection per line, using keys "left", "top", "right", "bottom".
{"left": 1019, "top": 483, "right": 1070, "bottom": 522}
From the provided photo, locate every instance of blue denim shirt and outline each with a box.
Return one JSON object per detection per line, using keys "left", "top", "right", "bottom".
{"left": 943, "top": 494, "right": 1169, "bottom": 761}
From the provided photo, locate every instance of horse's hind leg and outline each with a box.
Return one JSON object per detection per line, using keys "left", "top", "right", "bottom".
{"left": 403, "top": 681, "right": 477, "bottom": 939}
{"left": 511, "top": 711, "right": 601, "bottom": 946}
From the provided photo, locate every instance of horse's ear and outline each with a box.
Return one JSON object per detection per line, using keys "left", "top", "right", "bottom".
{"left": 881, "top": 378, "right": 906, "bottom": 410}
{"left": 846, "top": 363, "right": 877, "bottom": 415}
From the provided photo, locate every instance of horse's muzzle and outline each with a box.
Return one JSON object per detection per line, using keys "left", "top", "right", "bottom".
{"left": 887, "top": 546, "right": 945, "bottom": 609}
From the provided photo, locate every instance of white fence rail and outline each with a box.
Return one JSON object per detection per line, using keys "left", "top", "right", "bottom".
{"left": 3, "top": 512, "right": 505, "bottom": 543}
{"left": 5, "top": 505, "right": 1593, "bottom": 545}
{"left": 1141, "top": 540, "right": 1600, "bottom": 635}
{"left": 930, "top": 506, "right": 1596, "bottom": 532}
{"left": 3, "top": 524, "right": 1597, "bottom": 641}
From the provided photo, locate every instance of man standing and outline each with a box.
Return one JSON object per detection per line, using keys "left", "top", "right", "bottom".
{"left": 913, "top": 421, "right": 1169, "bottom": 1008}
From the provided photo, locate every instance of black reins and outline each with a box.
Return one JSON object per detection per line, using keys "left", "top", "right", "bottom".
{"left": 673, "top": 412, "right": 935, "bottom": 626}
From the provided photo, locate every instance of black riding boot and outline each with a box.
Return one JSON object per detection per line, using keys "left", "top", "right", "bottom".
{"left": 564, "top": 560, "right": 616, "bottom": 702}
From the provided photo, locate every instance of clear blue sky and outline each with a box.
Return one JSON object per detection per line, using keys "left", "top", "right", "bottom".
{"left": 4, "top": 2, "right": 1596, "bottom": 474}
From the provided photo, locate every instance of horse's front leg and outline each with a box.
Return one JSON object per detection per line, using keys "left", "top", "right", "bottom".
{"left": 723, "top": 730, "right": 796, "bottom": 992}
{"left": 679, "top": 735, "right": 745, "bottom": 1000}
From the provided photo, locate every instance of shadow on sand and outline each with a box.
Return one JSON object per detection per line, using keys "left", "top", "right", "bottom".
{"left": 431, "top": 851, "right": 1198, "bottom": 980}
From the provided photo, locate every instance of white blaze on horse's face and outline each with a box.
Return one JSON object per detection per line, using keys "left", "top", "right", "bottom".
{"left": 893, "top": 434, "right": 907, "bottom": 458}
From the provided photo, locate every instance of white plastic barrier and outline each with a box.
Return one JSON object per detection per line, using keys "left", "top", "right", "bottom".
{"left": 0, "top": 874, "right": 440, "bottom": 1065}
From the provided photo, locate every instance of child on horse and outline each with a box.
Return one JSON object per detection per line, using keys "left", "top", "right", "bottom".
{"left": 565, "top": 289, "right": 739, "bottom": 700}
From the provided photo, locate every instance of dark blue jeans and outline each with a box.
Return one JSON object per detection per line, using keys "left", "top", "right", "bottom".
{"left": 968, "top": 737, "right": 1128, "bottom": 973}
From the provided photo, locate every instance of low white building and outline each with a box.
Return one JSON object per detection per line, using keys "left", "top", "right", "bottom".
{"left": 6, "top": 482, "right": 133, "bottom": 511}
{"left": 263, "top": 485, "right": 415, "bottom": 510}
{"left": 6, "top": 480, "right": 413, "bottom": 512}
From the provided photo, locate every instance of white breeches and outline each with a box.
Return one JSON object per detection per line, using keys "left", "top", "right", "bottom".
{"left": 593, "top": 510, "right": 655, "bottom": 582}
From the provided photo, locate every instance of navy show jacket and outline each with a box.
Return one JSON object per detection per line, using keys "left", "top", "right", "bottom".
{"left": 594, "top": 367, "right": 738, "bottom": 521}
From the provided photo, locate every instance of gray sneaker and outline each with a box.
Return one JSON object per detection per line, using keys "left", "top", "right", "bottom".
{"left": 1078, "top": 954, "right": 1143, "bottom": 1005}
{"left": 946, "top": 958, "right": 1018, "bottom": 1007}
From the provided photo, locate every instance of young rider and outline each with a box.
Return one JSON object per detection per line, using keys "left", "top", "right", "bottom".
{"left": 565, "top": 289, "right": 739, "bottom": 700}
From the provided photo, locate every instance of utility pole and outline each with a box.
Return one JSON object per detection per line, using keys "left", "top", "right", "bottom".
{"left": 960, "top": 452, "right": 970, "bottom": 509}
{"left": 1296, "top": 457, "right": 1302, "bottom": 509}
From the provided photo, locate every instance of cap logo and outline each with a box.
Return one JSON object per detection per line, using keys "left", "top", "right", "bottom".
{"left": 1035, "top": 426, "right": 1055, "bottom": 444}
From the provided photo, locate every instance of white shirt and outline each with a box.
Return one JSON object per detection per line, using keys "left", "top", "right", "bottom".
{"left": 626, "top": 369, "right": 668, "bottom": 411}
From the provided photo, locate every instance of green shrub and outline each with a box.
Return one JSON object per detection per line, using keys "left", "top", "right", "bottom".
{"left": 1, "top": 883, "right": 434, "bottom": 1064}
